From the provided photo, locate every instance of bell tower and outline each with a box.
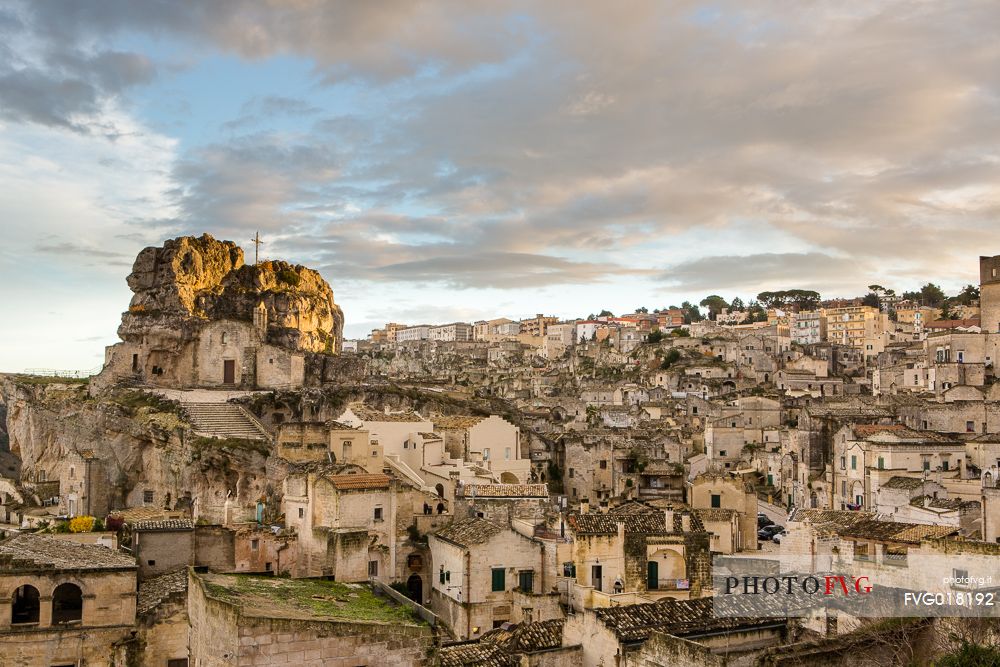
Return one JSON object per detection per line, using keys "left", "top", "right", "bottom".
{"left": 980, "top": 256, "right": 1000, "bottom": 333}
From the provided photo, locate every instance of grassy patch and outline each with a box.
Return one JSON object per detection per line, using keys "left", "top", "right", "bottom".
{"left": 109, "top": 390, "right": 181, "bottom": 416}
{"left": 205, "top": 575, "right": 422, "bottom": 625}
{"left": 191, "top": 435, "right": 271, "bottom": 457}
{"left": 12, "top": 374, "right": 90, "bottom": 387}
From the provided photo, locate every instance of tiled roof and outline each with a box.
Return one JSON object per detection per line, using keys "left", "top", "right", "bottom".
{"left": 694, "top": 508, "right": 737, "bottom": 522}
{"left": 569, "top": 510, "right": 703, "bottom": 536}
{"left": 434, "top": 415, "right": 489, "bottom": 429}
{"left": 609, "top": 501, "right": 658, "bottom": 515}
{"left": 137, "top": 569, "right": 188, "bottom": 616}
{"left": 595, "top": 598, "right": 782, "bottom": 642}
{"left": 326, "top": 473, "right": 392, "bottom": 490}
{"left": 419, "top": 432, "right": 442, "bottom": 440}
{"left": 482, "top": 618, "right": 565, "bottom": 652}
{"left": 881, "top": 476, "right": 928, "bottom": 490}
{"left": 347, "top": 404, "right": 428, "bottom": 423}
{"left": 0, "top": 534, "right": 136, "bottom": 571}
{"left": 852, "top": 424, "right": 909, "bottom": 437}
{"left": 909, "top": 496, "right": 970, "bottom": 511}
{"left": 110, "top": 507, "right": 187, "bottom": 523}
{"left": 791, "top": 509, "right": 958, "bottom": 543}
{"left": 433, "top": 517, "right": 506, "bottom": 547}
{"left": 439, "top": 643, "right": 505, "bottom": 667}
{"left": 132, "top": 519, "right": 194, "bottom": 531}
{"left": 325, "top": 420, "right": 358, "bottom": 430}
{"left": 461, "top": 484, "right": 548, "bottom": 498}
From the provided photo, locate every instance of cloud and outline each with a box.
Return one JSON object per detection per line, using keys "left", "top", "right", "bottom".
{"left": 662, "top": 252, "right": 873, "bottom": 295}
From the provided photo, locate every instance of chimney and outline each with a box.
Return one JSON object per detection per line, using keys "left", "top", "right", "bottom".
{"left": 664, "top": 509, "right": 674, "bottom": 531}
{"left": 581, "top": 498, "right": 590, "bottom": 514}
{"left": 681, "top": 514, "right": 691, "bottom": 532}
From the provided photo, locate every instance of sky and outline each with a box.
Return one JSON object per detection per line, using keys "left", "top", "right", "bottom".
{"left": 1, "top": 1, "right": 999, "bottom": 372}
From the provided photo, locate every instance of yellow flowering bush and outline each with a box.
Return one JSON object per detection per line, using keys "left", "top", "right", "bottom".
{"left": 69, "top": 515, "right": 95, "bottom": 533}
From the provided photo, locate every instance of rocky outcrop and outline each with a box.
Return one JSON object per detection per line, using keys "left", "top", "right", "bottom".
{"left": 120, "top": 233, "right": 344, "bottom": 354}
{"left": 0, "top": 375, "right": 279, "bottom": 521}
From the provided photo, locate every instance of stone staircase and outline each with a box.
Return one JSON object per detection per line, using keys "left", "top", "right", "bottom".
{"left": 182, "top": 402, "right": 270, "bottom": 441}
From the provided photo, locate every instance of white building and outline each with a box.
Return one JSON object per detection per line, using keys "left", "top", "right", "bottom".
{"left": 790, "top": 311, "right": 825, "bottom": 345}
{"left": 429, "top": 322, "right": 474, "bottom": 342}
{"left": 396, "top": 325, "right": 431, "bottom": 343}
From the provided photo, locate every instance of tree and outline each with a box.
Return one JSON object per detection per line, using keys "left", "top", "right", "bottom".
{"left": 862, "top": 292, "right": 880, "bottom": 308}
{"left": 646, "top": 328, "right": 664, "bottom": 344}
{"left": 661, "top": 348, "right": 681, "bottom": 369}
{"left": 956, "top": 284, "right": 980, "bottom": 306}
{"left": 699, "top": 295, "right": 729, "bottom": 320}
{"left": 919, "top": 283, "right": 946, "bottom": 307}
{"left": 730, "top": 297, "right": 745, "bottom": 311}
{"left": 681, "top": 301, "right": 703, "bottom": 324}
{"left": 635, "top": 306, "right": 648, "bottom": 313}
{"left": 598, "top": 309, "right": 614, "bottom": 317}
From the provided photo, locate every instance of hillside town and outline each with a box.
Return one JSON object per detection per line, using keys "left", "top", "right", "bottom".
{"left": 0, "top": 234, "right": 995, "bottom": 666}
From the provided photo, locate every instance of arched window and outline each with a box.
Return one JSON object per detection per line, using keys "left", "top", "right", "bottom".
{"left": 435, "top": 484, "right": 445, "bottom": 498}
{"left": 11, "top": 585, "right": 39, "bottom": 624}
{"left": 52, "top": 583, "right": 83, "bottom": 624}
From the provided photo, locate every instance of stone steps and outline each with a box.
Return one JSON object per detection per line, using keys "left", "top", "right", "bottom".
{"left": 182, "top": 402, "right": 270, "bottom": 441}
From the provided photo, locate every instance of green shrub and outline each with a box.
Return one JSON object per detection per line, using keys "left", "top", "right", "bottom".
{"left": 277, "top": 268, "right": 301, "bottom": 287}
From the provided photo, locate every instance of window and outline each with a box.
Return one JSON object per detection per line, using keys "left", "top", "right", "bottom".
{"left": 967, "top": 421, "right": 975, "bottom": 433}
{"left": 147, "top": 560, "right": 156, "bottom": 566}
{"left": 11, "top": 584, "right": 39, "bottom": 624}
{"left": 850, "top": 455, "right": 857, "bottom": 470}
{"left": 719, "top": 450, "right": 727, "bottom": 457}
{"left": 841, "top": 481, "right": 847, "bottom": 495}
{"left": 492, "top": 568, "right": 506, "bottom": 592}
{"left": 840, "top": 456, "right": 846, "bottom": 470}
{"left": 251, "top": 539, "right": 259, "bottom": 551}
{"left": 298, "top": 507, "right": 304, "bottom": 519}
{"left": 710, "top": 494, "right": 722, "bottom": 508}
{"left": 52, "top": 583, "right": 83, "bottom": 624}
{"left": 143, "top": 490, "right": 154, "bottom": 505}
{"left": 877, "top": 457, "right": 884, "bottom": 470}
{"left": 942, "top": 460, "right": 949, "bottom": 471}
{"left": 221, "top": 332, "right": 228, "bottom": 344}
{"left": 167, "top": 660, "right": 189, "bottom": 667}
{"left": 518, "top": 570, "right": 534, "bottom": 592}
{"left": 483, "top": 448, "right": 490, "bottom": 461}
{"left": 368, "top": 561, "right": 378, "bottom": 577}
{"left": 374, "top": 507, "right": 383, "bottom": 522}
{"left": 599, "top": 460, "right": 607, "bottom": 470}
{"left": 568, "top": 468, "right": 574, "bottom": 478}
{"left": 923, "top": 460, "right": 930, "bottom": 471}
{"left": 69, "top": 467, "right": 75, "bottom": 479}
{"left": 505, "top": 447, "right": 511, "bottom": 460}
{"left": 440, "top": 567, "right": 447, "bottom": 584}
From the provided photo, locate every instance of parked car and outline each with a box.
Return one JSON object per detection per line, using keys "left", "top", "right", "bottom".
{"left": 757, "top": 514, "right": 774, "bottom": 529}
{"left": 758, "top": 524, "right": 783, "bottom": 540}
{"left": 772, "top": 531, "right": 785, "bottom": 544}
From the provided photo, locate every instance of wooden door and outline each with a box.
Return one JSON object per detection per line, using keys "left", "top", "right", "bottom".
{"left": 223, "top": 359, "right": 236, "bottom": 384}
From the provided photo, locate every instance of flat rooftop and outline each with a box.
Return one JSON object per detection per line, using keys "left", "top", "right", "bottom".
{"left": 197, "top": 572, "right": 424, "bottom": 626}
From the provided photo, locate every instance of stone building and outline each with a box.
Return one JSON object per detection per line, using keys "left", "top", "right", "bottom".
{"left": 562, "top": 597, "right": 788, "bottom": 667}
{"left": 0, "top": 534, "right": 138, "bottom": 666}
{"left": 689, "top": 471, "right": 758, "bottom": 552}
{"left": 428, "top": 517, "right": 548, "bottom": 640}
{"left": 566, "top": 505, "right": 711, "bottom": 607}
{"left": 94, "top": 234, "right": 344, "bottom": 392}
{"left": 981, "top": 254, "right": 1000, "bottom": 333}
{"left": 188, "top": 570, "right": 436, "bottom": 666}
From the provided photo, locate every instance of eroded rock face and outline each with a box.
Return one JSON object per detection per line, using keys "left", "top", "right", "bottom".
{"left": 119, "top": 234, "right": 343, "bottom": 353}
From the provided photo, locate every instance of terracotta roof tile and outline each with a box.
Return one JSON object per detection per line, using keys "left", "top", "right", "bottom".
{"left": 346, "top": 404, "right": 428, "bottom": 423}
{"left": 434, "top": 415, "right": 489, "bottom": 429}
{"left": 326, "top": 473, "right": 392, "bottom": 490}
{"left": 137, "top": 569, "right": 187, "bottom": 616}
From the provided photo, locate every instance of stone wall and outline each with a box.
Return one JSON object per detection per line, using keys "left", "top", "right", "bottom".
{"left": 188, "top": 571, "right": 437, "bottom": 666}
{"left": 136, "top": 528, "right": 194, "bottom": 579}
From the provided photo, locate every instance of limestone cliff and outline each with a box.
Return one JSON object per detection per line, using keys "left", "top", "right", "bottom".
{"left": 120, "top": 233, "right": 344, "bottom": 354}
{"left": 0, "top": 375, "right": 280, "bottom": 521}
